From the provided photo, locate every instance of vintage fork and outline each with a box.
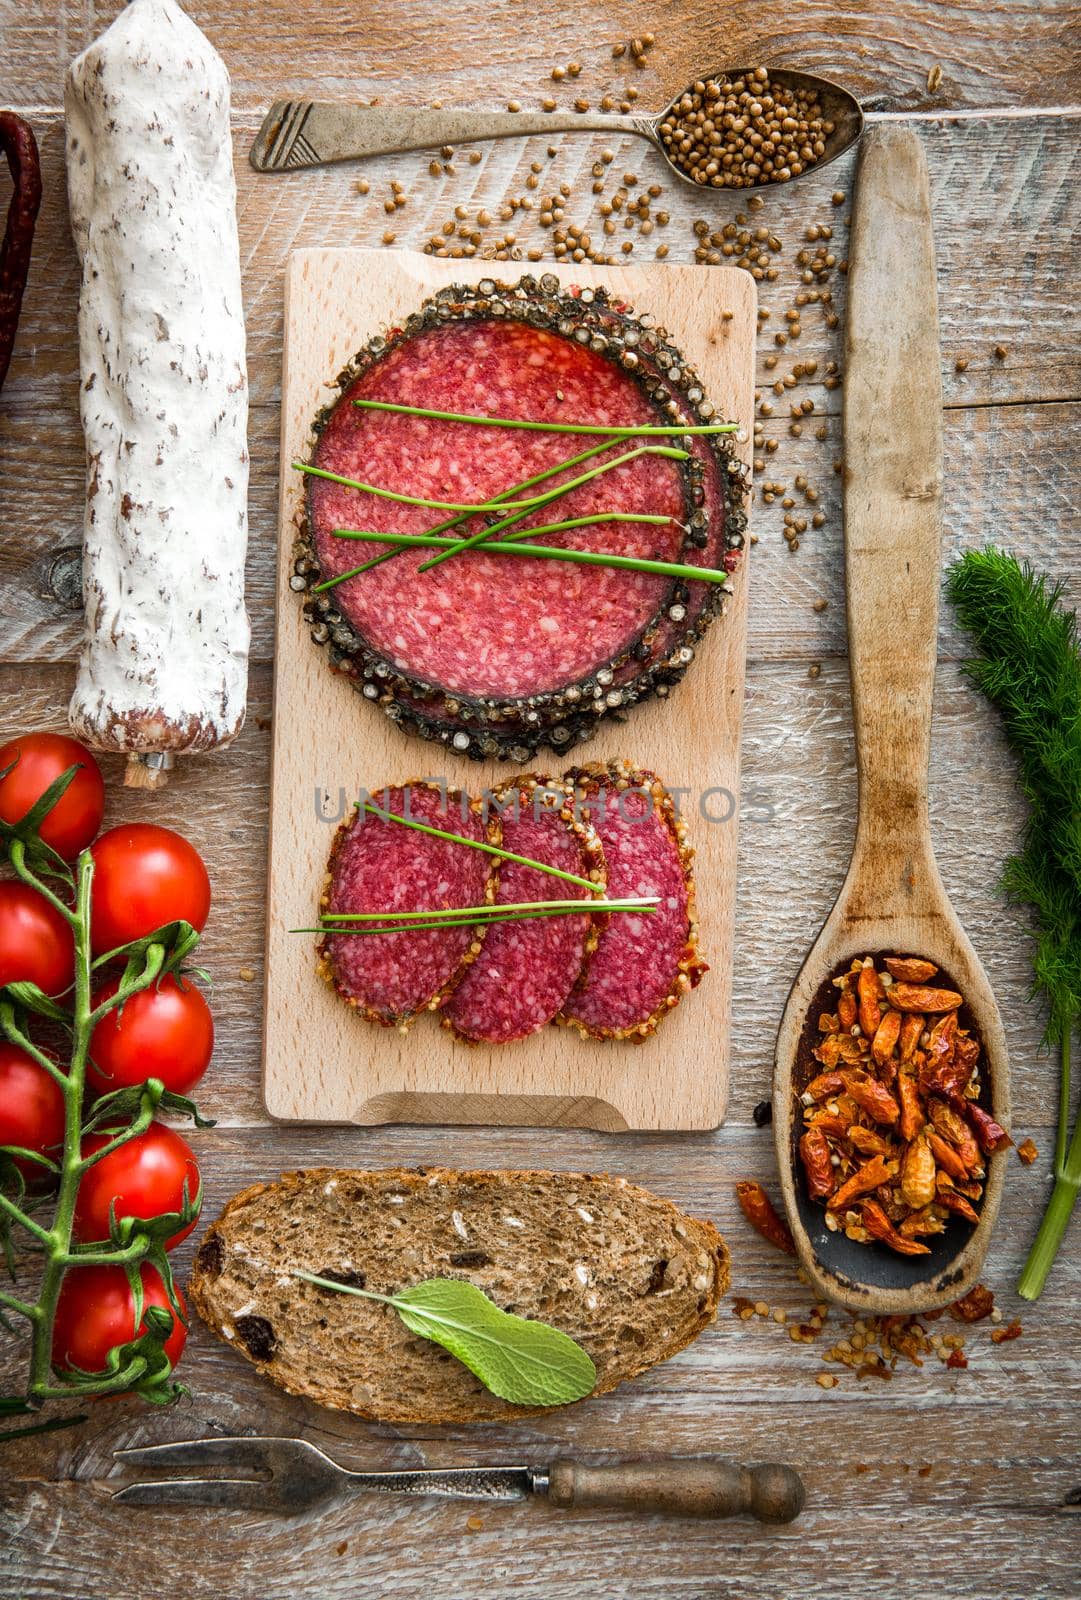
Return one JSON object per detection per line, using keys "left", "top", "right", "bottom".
{"left": 114, "top": 1437, "right": 805, "bottom": 1522}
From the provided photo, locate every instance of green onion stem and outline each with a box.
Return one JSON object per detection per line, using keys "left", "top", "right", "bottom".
{"left": 328, "top": 527, "right": 728, "bottom": 587}
{"left": 319, "top": 896, "right": 658, "bottom": 921}
{"left": 315, "top": 511, "right": 677, "bottom": 594}
{"left": 355, "top": 800, "right": 603, "bottom": 895}
{"left": 1017, "top": 1032, "right": 1081, "bottom": 1301}
{"left": 352, "top": 398, "right": 738, "bottom": 438}
{"left": 416, "top": 445, "right": 689, "bottom": 573}
{"left": 342, "top": 434, "right": 637, "bottom": 578}
{"left": 294, "top": 462, "right": 543, "bottom": 514}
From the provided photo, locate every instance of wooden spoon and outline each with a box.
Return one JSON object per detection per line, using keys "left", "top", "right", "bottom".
{"left": 771, "top": 125, "right": 1011, "bottom": 1315}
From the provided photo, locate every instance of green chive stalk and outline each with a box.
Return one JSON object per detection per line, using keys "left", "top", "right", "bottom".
{"left": 328, "top": 527, "right": 725, "bottom": 586}
{"left": 335, "top": 433, "right": 637, "bottom": 578}
{"left": 355, "top": 801, "right": 604, "bottom": 894}
{"left": 352, "top": 398, "right": 738, "bottom": 438}
{"left": 316, "top": 511, "right": 677, "bottom": 594}
{"left": 416, "top": 445, "right": 689, "bottom": 573}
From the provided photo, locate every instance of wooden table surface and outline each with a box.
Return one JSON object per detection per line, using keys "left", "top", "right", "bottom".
{"left": 2, "top": 4, "right": 1078, "bottom": 1596}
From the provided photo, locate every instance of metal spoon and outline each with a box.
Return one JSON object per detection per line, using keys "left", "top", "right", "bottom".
{"left": 771, "top": 126, "right": 1010, "bottom": 1317}
{"left": 250, "top": 68, "right": 863, "bottom": 191}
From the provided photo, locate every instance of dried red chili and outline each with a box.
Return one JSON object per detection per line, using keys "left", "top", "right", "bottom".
{"left": 735, "top": 1179, "right": 797, "bottom": 1255}
{"left": 990, "top": 1320, "right": 1023, "bottom": 1344}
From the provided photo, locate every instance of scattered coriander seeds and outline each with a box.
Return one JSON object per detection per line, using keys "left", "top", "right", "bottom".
{"left": 994, "top": 344, "right": 1008, "bottom": 360}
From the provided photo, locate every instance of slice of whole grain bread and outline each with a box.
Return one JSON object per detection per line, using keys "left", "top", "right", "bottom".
{"left": 189, "top": 1168, "right": 729, "bottom": 1424}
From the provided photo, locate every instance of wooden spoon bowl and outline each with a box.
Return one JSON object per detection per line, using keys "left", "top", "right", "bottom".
{"left": 771, "top": 126, "right": 1011, "bottom": 1315}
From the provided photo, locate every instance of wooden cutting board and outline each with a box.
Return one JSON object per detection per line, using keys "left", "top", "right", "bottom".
{"left": 263, "top": 249, "right": 754, "bottom": 1130}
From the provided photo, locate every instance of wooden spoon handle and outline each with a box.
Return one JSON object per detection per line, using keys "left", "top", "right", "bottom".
{"left": 546, "top": 1458, "right": 805, "bottom": 1522}
{"left": 843, "top": 126, "right": 944, "bottom": 910}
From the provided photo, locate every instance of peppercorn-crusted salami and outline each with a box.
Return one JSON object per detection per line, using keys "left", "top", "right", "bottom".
{"left": 443, "top": 775, "right": 606, "bottom": 1045}
{"left": 65, "top": 0, "right": 250, "bottom": 786}
{"left": 558, "top": 762, "right": 706, "bottom": 1040}
{"left": 319, "top": 784, "right": 500, "bottom": 1028}
{"left": 301, "top": 278, "right": 747, "bottom": 761}
{"left": 305, "top": 303, "right": 690, "bottom": 706}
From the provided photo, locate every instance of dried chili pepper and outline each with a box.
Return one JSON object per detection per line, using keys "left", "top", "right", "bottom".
{"left": 956, "top": 1098, "right": 1013, "bottom": 1155}
{"left": 871, "top": 1008, "right": 901, "bottom": 1069}
{"left": 1017, "top": 1137, "right": 1038, "bottom": 1165}
{"left": 935, "top": 1185, "right": 980, "bottom": 1224}
{"left": 900, "top": 1134, "right": 937, "bottom": 1210}
{"left": 847, "top": 1124, "right": 892, "bottom": 1157}
{"left": 928, "top": 1130, "right": 970, "bottom": 1183}
{"left": 897, "top": 1072, "right": 925, "bottom": 1141}
{"left": 860, "top": 1198, "right": 931, "bottom": 1256}
{"left": 929, "top": 1100, "right": 981, "bottom": 1169}
{"left": 0, "top": 112, "right": 41, "bottom": 392}
{"left": 827, "top": 1153, "right": 891, "bottom": 1212}
{"left": 945, "top": 1348, "right": 968, "bottom": 1369}
{"left": 886, "top": 983, "right": 962, "bottom": 1013}
{"left": 798, "top": 1128, "right": 835, "bottom": 1201}
{"left": 857, "top": 964, "right": 884, "bottom": 1036}
{"left": 898, "top": 1012, "right": 924, "bottom": 1064}
{"left": 837, "top": 989, "right": 857, "bottom": 1030}
{"left": 735, "top": 1179, "right": 797, "bottom": 1255}
{"left": 843, "top": 1071, "right": 900, "bottom": 1126}
{"left": 884, "top": 957, "right": 938, "bottom": 983}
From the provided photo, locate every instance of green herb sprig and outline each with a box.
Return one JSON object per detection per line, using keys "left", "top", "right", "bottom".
{"left": 296, "top": 1272, "right": 597, "bottom": 1407}
{"left": 352, "top": 397, "right": 738, "bottom": 438}
{"left": 328, "top": 526, "right": 728, "bottom": 587}
{"left": 946, "top": 548, "right": 1081, "bottom": 1300}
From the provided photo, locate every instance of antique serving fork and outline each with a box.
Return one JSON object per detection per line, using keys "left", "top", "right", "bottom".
{"left": 114, "top": 1437, "right": 804, "bottom": 1522}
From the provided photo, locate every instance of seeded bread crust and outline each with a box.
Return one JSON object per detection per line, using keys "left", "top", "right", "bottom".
{"left": 189, "top": 1167, "right": 729, "bottom": 1424}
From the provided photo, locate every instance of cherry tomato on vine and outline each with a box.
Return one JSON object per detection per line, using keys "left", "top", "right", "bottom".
{"left": 0, "top": 731, "right": 105, "bottom": 860}
{"left": 88, "top": 974, "right": 214, "bottom": 1097}
{"left": 89, "top": 824, "right": 211, "bottom": 955}
{"left": 51, "top": 1262, "right": 187, "bottom": 1375}
{"left": 72, "top": 1122, "right": 201, "bottom": 1250}
{"left": 0, "top": 1041, "right": 65, "bottom": 1179}
{"left": 0, "top": 881, "right": 75, "bottom": 995}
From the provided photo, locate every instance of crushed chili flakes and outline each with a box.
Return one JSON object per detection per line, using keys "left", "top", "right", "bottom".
{"left": 945, "top": 1349, "right": 968, "bottom": 1369}
{"left": 795, "top": 954, "right": 1011, "bottom": 1254}
{"left": 949, "top": 1284, "right": 995, "bottom": 1323}
{"left": 1017, "top": 1137, "right": 1039, "bottom": 1165}
{"left": 991, "top": 1320, "right": 1023, "bottom": 1344}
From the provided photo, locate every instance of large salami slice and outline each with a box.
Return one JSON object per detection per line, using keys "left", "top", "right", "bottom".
{"left": 310, "top": 278, "right": 748, "bottom": 762}
{"left": 557, "top": 762, "right": 706, "bottom": 1041}
{"left": 319, "top": 783, "right": 499, "bottom": 1029}
{"left": 442, "top": 775, "right": 606, "bottom": 1044}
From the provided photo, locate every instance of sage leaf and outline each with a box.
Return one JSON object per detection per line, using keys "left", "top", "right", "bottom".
{"left": 296, "top": 1272, "right": 597, "bottom": 1407}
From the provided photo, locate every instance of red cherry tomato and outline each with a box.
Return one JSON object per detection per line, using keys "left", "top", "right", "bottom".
{"left": 88, "top": 974, "right": 214, "bottom": 1097}
{"left": 89, "top": 824, "right": 211, "bottom": 955}
{"left": 0, "top": 1041, "right": 65, "bottom": 1179}
{"left": 0, "top": 881, "right": 75, "bottom": 995}
{"left": 73, "top": 1122, "right": 201, "bottom": 1250}
{"left": 0, "top": 732, "right": 105, "bottom": 859}
{"left": 51, "top": 1262, "right": 187, "bottom": 1375}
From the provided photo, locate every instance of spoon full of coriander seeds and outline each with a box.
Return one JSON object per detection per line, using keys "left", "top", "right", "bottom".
{"left": 251, "top": 66, "right": 863, "bottom": 191}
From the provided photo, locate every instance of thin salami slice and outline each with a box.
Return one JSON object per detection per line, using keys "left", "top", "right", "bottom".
{"left": 557, "top": 762, "right": 707, "bottom": 1040}
{"left": 318, "top": 783, "right": 499, "bottom": 1028}
{"left": 443, "top": 775, "right": 606, "bottom": 1044}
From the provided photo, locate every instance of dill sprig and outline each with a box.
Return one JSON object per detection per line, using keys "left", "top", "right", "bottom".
{"left": 946, "top": 547, "right": 1081, "bottom": 1300}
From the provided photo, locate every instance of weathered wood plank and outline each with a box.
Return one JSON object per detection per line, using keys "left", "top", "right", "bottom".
{"left": 2, "top": 397, "right": 1076, "bottom": 667}
{"left": 8, "top": 0, "right": 1080, "bottom": 115}
{"left": 1, "top": 1114, "right": 1075, "bottom": 1598}
{"left": 0, "top": 658, "right": 1062, "bottom": 1136}
{"left": 4, "top": 114, "right": 1078, "bottom": 415}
